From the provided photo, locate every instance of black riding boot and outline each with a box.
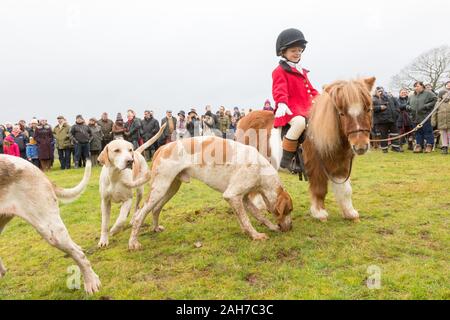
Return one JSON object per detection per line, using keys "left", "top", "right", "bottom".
{"left": 280, "top": 149, "right": 297, "bottom": 171}
{"left": 280, "top": 137, "right": 301, "bottom": 173}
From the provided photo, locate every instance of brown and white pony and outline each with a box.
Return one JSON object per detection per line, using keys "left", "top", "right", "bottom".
{"left": 236, "top": 77, "right": 376, "bottom": 221}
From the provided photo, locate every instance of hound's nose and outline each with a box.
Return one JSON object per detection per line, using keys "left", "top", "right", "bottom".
{"left": 126, "top": 160, "right": 134, "bottom": 169}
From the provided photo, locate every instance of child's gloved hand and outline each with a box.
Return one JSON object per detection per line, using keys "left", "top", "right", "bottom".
{"left": 275, "top": 103, "right": 293, "bottom": 118}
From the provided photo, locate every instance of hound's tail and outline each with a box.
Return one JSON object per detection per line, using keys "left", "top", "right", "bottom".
{"left": 135, "top": 123, "right": 167, "bottom": 154}
{"left": 53, "top": 160, "right": 92, "bottom": 203}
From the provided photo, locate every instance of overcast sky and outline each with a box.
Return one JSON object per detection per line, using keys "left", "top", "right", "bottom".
{"left": 1, "top": 0, "right": 448, "bottom": 125}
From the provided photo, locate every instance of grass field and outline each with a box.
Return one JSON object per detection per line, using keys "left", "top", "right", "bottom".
{"left": 0, "top": 149, "right": 449, "bottom": 300}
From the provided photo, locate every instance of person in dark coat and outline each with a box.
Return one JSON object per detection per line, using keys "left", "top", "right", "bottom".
{"left": 124, "top": 109, "right": 142, "bottom": 150}
{"left": 88, "top": 118, "right": 104, "bottom": 166}
{"left": 34, "top": 119, "right": 54, "bottom": 171}
{"left": 11, "top": 125, "right": 29, "bottom": 159}
{"left": 0, "top": 124, "right": 5, "bottom": 154}
{"left": 161, "top": 110, "right": 177, "bottom": 145}
{"left": 141, "top": 110, "right": 160, "bottom": 160}
{"left": 112, "top": 113, "right": 126, "bottom": 140}
{"left": 98, "top": 112, "right": 114, "bottom": 150}
{"left": 27, "top": 119, "right": 39, "bottom": 139}
{"left": 372, "top": 87, "right": 402, "bottom": 153}
{"left": 396, "top": 88, "right": 414, "bottom": 150}
{"left": 187, "top": 109, "right": 201, "bottom": 138}
{"left": 407, "top": 81, "right": 437, "bottom": 153}
{"left": 70, "top": 115, "right": 92, "bottom": 169}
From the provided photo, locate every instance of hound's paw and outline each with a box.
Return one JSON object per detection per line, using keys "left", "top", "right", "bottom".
{"left": 153, "top": 225, "right": 165, "bottom": 233}
{"left": 310, "top": 208, "right": 329, "bottom": 222}
{"left": 252, "top": 233, "right": 269, "bottom": 241}
{"left": 266, "top": 223, "right": 281, "bottom": 232}
{"left": 0, "top": 268, "right": 7, "bottom": 278}
{"left": 128, "top": 240, "right": 143, "bottom": 251}
{"left": 109, "top": 225, "right": 124, "bottom": 237}
{"left": 84, "top": 274, "right": 101, "bottom": 295}
{"left": 343, "top": 209, "right": 360, "bottom": 221}
{"left": 98, "top": 236, "right": 109, "bottom": 248}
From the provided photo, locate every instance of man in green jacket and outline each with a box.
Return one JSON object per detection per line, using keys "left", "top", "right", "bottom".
{"left": 408, "top": 81, "right": 437, "bottom": 153}
{"left": 53, "top": 116, "right": 72, "bottom": 169}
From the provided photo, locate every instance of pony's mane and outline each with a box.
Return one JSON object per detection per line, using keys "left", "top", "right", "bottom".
{"left": 308, "top": 79, "right": 372, "bottom": 156}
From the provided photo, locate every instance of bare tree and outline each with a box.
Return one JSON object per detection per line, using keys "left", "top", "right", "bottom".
{"left": 390, "top": 45, "right": 450, "bottom": 93}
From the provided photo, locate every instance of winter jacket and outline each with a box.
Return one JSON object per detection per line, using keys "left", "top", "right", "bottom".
{"left": 70, "top": 123, "right": 92, "bottom": 144}
{"left": 431, "top": 90, "right": 450, "bottom": 130}
{"left": 141, "top": 117, "right": 160, "bottom": 141}
{"left": 272, "top": 61, "right": 319, "bottom": 128}
{"left": 372, "top": 94, "right": 399, "bottom": 125}
{"left": 161, "top": 117, "right": 177, "bottom": 140}
{"left": 112, "top": 123, "right": 126, "bottom": 140}
{"left": 98, "top": 119, "right": 114, "bottom": 142}
{"left": 124, "top": 118, "right": 142, "bottom": 142}
{"left": 396, "top": 96, "right": 413, "bottom": 129}
{"left": 34, "top": 125, "right": 54, "bottom": 160}
{"left": 218, "top": 115, "right": 231, "bottom": 133}
{"left": 12, "top": 133, "right": 28, "bottom": 153}
{"left": 3, "top": 137, "right": 20, "bottom": 157}
{"left": 89, "top": 125, "right": 104, "bottom": 152}
{"left": 187, "top": 118, "right": 201, "bottom": 137}
{"left": 408, "top": 90, "right": 437, "bottom": 123}
{"left": 53, "top": 123, "right": 72, "bottom": 149}
{"left": 26, "top": 143, "right": 39, "bottom": 160}
{"left": 0, "top": 130, "right": 4, "bottom": 153}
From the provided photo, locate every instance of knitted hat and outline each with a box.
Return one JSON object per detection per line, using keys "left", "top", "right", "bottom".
{"left": 264, "top": 99, "right": 271, "bottom": 106}
{"left": 76, "top": 114, "right": 84, "bottom": 120}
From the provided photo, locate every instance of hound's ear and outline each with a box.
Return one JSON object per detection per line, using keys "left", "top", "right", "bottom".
{"left": 275, "top": 190, "right": 292, "bottom": 217}
{"left": 363, "top": 77, "right": 376, "bottom": 92}
{"left": 98, "top": 146, "right": 110, "bottom": 166}
{"left": 132, "top": 151, "right": 141, "bottom": 180}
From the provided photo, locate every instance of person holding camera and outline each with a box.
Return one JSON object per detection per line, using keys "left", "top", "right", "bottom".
{"left": 187, "top": 109, "right": 201, "bottom": 137}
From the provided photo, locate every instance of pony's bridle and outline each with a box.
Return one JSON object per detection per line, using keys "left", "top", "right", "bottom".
{"left": 346, "top": 128, "right": 371, "bottom": 137}
{"left": 336, "top": 107, "right": 373, "bottom": 139}
{"left": 316, "top": 104, "right": 371, "bottom": 185}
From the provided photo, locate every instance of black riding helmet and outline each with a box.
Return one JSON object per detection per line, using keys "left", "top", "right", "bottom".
{"left": 276, "top": 28, "right": 308, "bottom": 56}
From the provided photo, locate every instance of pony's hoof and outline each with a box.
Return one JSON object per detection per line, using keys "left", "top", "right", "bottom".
{"left": 310, "top": 208, "right": 329, "bottom": 221}
{"left": 343, "top": 209, "right": 360, "bottom": 221}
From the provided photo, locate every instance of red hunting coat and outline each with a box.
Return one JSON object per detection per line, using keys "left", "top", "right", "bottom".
{"left": 272, "top": 62, "right": 319, "bottom": 128}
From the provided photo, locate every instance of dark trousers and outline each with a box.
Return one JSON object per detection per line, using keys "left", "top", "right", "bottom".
{"left": 415, "top": 119, "right": 434, "bottom": 147}
{"left": 74, "top": 143, "right": 90, "bottom": 167}
{"left": 376, "top": 122, "right": 400, "bottom": 150}
{"left": 398, "top": 125, "right": 414, "bottom": 145}
{"left": 101, "top": 139, "right": 112, "bottom": 152}
{"left": 58, "top": 148, "right": 72, "bottom": 170}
